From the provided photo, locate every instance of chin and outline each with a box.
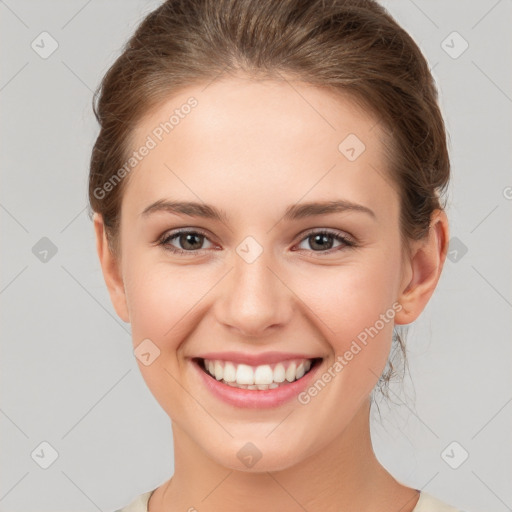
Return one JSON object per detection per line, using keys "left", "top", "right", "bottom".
{"left": 206, "top": 435, "right": 314, "bottom": 474}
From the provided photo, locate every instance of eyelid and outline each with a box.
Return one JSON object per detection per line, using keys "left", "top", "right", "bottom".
{"left": 157, "top": 227, "right": 215, "bottom": 249}
{"left": 296, "top": 227, "right": 356, "bottom": 245}
{"left": 157, "top": 227, "right": 357, "bottom": 255}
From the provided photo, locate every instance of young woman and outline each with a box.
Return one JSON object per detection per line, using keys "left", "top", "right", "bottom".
{"left": 88, "top": 1, "right": 461, "bottom": 510}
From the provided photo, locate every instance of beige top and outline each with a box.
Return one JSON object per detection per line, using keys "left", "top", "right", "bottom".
{"left": 115, "top": 488, "right": 463, "bottom": 512}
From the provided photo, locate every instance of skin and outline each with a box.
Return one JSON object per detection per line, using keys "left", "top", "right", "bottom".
{"left": 94, "top": 75, "right": 449, "bottom": 512}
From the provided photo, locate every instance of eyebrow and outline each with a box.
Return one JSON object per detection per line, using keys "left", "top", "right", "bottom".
{"left": 140, "top": 199, "right": 376, "bottom": 222}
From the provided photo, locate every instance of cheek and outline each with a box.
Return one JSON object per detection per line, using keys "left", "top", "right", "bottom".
{"left": 122, "top": 262, "right": 213, "bottom": 415}
{"left": 123, "top": 257, "right": 215, "bottom": 350}
{"left": 125, "top": 270, "right": 183, "bottom": 340}
{"left": 301, "top": 254, "right": 400, "bottom": 336}
{"left": 293, "top": 249, "right": 401, "bottom": 382}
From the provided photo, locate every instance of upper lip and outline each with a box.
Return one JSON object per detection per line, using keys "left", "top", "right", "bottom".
{"left": 192, "top": 351, "right": 322, "bottom": 366}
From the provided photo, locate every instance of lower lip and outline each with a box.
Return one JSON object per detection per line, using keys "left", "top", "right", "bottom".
{"left": 191, "top": 358, "right": 323, "bottom": 409}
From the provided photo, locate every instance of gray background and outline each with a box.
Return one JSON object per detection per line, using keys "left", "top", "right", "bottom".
{"left": 1, "top": 1, "right": 511, "bottom": 511}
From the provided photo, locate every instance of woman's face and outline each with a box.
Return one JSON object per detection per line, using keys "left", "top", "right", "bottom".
{"left": 103, "top": 75, "right": 416, "bottom": 471}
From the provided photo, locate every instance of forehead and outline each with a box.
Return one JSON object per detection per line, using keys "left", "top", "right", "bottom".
{"left": 133, "top": 75, "right": 380, "bottom": 154}
{"left": 124, "top": 75, "right": 397, "bottom": 222}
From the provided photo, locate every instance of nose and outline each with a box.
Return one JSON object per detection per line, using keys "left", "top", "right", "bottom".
{"left": 215, "top": 247, "right": 294, "bottom": 338}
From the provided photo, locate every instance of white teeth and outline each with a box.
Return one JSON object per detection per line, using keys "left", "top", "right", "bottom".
{"left": 273, "top": 363, "right": 286, "bottom": 383}
{"left": 285, "top": 362, "right": 297, "bottom": 382}
{"left": 296, "top": 362, "right": 305, "bottom": 380}
{"left": 236, "top": 364, "right": 255, "bottom": 385}
{"left": 223, "top": 362, "right": 236, "bottom": 382}
{"left": 200, "top": 357, "right": 317, "bottom": 388}
{"left": 214, "top": 361, "right": 223, "bottom": 380}
{"left": 254, "top": 365, "right": 273, "bottom": 385}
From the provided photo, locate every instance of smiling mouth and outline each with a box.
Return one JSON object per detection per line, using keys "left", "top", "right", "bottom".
{"left": 192, "top": 357, "right": 323, "bottom": 390}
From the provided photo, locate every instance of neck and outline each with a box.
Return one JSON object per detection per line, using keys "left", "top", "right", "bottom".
{"left": 151, "top": 397, "right": 419, "bottom": 512}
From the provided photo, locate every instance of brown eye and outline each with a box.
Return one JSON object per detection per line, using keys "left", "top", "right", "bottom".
{"left": 159, "top": 229, "right": 214, "bottom": 254}
{"left": 295, "top": 230, "right": 355, "bottom": 254}
{"left": 175, "top": 232, "right": 204, "bottom": 250}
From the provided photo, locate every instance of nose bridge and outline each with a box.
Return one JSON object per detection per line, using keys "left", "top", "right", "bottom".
{"left": 217, "top": 240, "right": 292, "bottom": 336}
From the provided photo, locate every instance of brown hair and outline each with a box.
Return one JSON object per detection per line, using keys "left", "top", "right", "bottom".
{"left": 88, "top": 0, "right": 450, "bottom": 403}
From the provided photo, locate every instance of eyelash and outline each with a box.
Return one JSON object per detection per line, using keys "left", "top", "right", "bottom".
{"left": 156, "top": 228, "right": 357, "bottom": 256}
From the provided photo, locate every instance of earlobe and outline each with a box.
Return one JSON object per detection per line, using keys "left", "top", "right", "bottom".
{"left": 93, "top": 213, "right": 130, "bottom": 323}
{"left": 394, "top": 210, "right": 449, "bottom": 325}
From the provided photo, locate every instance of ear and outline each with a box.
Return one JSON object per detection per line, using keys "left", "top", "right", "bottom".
{"left": 394, "top": 209, "right": 449, "bottom": 325}
{"left": 93, "top": 213, "right": 130, "bottom": 323}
